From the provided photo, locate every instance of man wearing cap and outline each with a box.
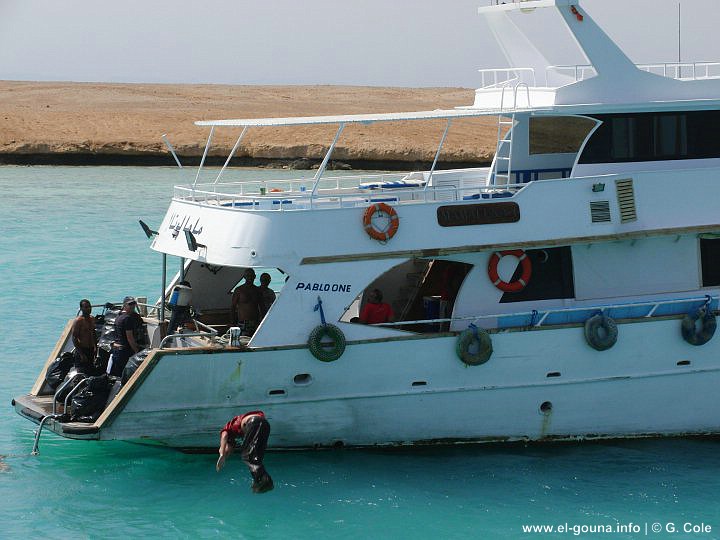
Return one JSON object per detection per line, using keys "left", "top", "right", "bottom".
{"left": 109, "top": 296, "right": 143, "bottom": 376}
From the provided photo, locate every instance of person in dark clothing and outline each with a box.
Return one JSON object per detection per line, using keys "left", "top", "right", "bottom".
{"left": 258, "top": 272, "right": 276, "bottom": 320}
{"left": 216, "top": 411, "right": 273, "bottom": 493}
{"left": 71, "top": 299, "right": 97, "bottom": 370}
{"left": 109, "top": 296, "right": 143, "bottom": 376}
{"left": 167, "top": 281, "right": 193, "bottom": 335}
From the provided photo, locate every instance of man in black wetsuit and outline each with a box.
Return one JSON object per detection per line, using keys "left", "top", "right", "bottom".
{"left": 109, "top": 296, "right": 143, "bottom": 376}
{"left": 216, "top": 411, "right": 273, "bottom": 493}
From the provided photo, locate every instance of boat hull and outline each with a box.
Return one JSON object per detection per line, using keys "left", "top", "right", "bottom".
{"left": 32, "top": 315, "right": 717, "bottom": 449}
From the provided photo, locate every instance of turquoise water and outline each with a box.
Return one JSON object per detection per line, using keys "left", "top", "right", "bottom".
{"left": 2, "top": 166, "right": 720, "bottom": 539}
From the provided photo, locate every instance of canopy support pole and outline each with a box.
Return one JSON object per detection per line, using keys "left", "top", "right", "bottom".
{"left": 160, "top": 253, "right": 167, "bottom": 323}
{"left": 214, "top": 127, "right": 249, "bottom": 185}
{"left": 424, "top": 118, "right": 452, "bottom": 194}
{"left": 194, "top": 127, "right": 215, "bottom": 188}
{"left": 310, "top": 123, "right": 345, "bottom": 208}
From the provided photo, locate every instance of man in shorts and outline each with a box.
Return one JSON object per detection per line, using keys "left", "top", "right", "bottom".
{"left": 71, "top": 299, "right": 97, "bottom": 371}
{"left": 216, "top": 411, "right": 273, "bottom": 493}
{"left": 231, "top": 269, "right": 261, "bottom": 336}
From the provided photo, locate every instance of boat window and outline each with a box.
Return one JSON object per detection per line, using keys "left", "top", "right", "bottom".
{"left": 499, "top": 247, "right": 575, "bottom": 303}
{"left": 579, "top": 110, "right": 720, "bottom": 163}
{"left": 529, "top": 116, "right": 596, "bottom": 155}
{"left": 700, "top": 238, "right": 720, "bottom": 287}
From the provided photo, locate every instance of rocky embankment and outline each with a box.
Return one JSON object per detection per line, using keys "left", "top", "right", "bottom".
{"left": 0, "top": 81, "right": 500, "bottom": 169}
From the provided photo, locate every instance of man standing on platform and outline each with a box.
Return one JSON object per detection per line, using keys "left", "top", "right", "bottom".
{"left": 231, "top": 269, "right": 261, "bottom": 336}
{"left": 71, "top": 298, "right": 97, "bottom": 370}
{"left": 109, "top": 296, "right": 142, "bottom": 376}
{"left": 216, "top": 411, "right": 273, "bottom": 493}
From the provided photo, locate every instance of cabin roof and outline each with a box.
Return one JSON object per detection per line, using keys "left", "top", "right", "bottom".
{"left": 194, "top": 108, "right": 514, "bottom": 127}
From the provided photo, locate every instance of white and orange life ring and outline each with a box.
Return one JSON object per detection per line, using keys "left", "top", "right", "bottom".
{"left": 487, "top": 249, "right": 532, "bottom": 293}
{"left": 363, "top": 203, "right": 399, "bottom": 242}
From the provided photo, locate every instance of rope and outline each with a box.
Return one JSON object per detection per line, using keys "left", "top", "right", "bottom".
{"left": 314, "top": 296, "right": 326, "bottom": 326}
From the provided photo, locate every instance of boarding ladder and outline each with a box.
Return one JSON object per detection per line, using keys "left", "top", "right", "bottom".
{"left": 491, "top": 83, "right": 530, "bottom": 186}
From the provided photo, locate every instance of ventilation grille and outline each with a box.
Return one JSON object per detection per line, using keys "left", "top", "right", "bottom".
{"left": 590, "top": 200, "right": 611, "bottom": 223}
{"left": 615, "top": 178, "right": 637, "bottom": 223}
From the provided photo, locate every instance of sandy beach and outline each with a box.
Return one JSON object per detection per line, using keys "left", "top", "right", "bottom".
{"left": 0, "top": 81, "right": 498, "bottom": 168}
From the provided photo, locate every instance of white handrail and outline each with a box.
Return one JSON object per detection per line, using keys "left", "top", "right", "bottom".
{"left": 374, "top": 295, "right": 717, "bottom": 330}
{"left": 546, "top": 61, "right": 720, "bottom": 84}
{"left": 173, "top": 178, "right": 528, "bottom": 212}
{"left": 478, "top": 67, "right": 536, "bottom": 88}
{"left": 159, "top": 319, "right": 218, "bottom": 349}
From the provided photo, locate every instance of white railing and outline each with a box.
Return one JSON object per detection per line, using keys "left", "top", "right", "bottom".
{"left": 637, "top": 61, "right": 720, "bottom": 80}
{"left": 478, "top": 62, "right": 720, "bottom": 90}
{"left": 484, "top": 0, "right": 536, "bottom": 5}
{"left": 546, "top": 62, "right": 720, "bottom": 85}
{"left": 478, "top": 68, "right": 536, "bottom": 89}
{"left": 545, "top": 64, "right": 598, "bottom": 86}
{"left": 173, "top": 171, "right": 528, "bottom": 212}
{"left": 375, "top": 295, "right": 717, "bottom": 331}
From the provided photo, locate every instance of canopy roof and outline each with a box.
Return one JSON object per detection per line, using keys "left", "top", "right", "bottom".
{"left": 194, "top": 108, "right": 515, "bottom": 127}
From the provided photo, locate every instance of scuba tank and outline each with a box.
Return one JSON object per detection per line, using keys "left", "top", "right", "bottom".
{"left": 168, "top": 281, "right": 192, "bottom": 309}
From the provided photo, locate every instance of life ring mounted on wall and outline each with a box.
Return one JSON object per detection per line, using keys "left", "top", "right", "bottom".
{"left": 487, "top": 249, "right": 532, "bottom": 293}
{"left": 363, "top": 203, "right": 399, "bottom": 242}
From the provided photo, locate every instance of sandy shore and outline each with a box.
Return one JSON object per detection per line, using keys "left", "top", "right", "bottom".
{"left": 0, "top": 81, "right": 499, "bottom": 168}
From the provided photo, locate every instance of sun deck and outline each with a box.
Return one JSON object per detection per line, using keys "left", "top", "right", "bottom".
{"left": 174, "top": 169, "right": 532, "bottom": 211}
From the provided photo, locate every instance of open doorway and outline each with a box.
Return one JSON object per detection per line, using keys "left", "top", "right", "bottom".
{"left": 341, "top": 259, "right": 472, "bottom": 332}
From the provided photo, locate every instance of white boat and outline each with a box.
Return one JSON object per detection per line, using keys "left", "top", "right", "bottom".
{"left": 15, "top": 0, "right": 720, "bottom": 451}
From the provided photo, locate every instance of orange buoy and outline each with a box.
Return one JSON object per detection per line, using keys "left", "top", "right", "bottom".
{"left": 363, "top": 203, "right": 399, "bottom": 242}
{"left": 487, "top": 249, "right": 532, "bottom": 292}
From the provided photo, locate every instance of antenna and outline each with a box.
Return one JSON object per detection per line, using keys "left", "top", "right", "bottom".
{"left": 678, "top": 2, "right": 681, "bottom": 64}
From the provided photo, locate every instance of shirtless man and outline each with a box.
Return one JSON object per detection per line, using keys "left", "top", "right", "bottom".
{"left": 71, "top": 299, "right": 97, "bottom": 370}
{"left": 216, "top": 411, "right": 273, "bottom": 493}
{"left": 231, "top": 269, "right": 261, "bottom": 336}
{"left": 258, "top": 272, "right": 276, "bottom": 320}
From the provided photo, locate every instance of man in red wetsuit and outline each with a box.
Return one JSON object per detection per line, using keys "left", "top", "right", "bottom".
{"left": 216, "top": 411, "right": 273, "bottom": 493}
{"left": 359, "top": 289, "right": 394, "bottom": 324}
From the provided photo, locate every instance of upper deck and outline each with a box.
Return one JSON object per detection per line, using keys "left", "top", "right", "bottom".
{"left": 174, "top": 168, "right": 525, "bottom": 213}
{"left": 151, "top": 0, "right": 720, "bottom": 270}
{"left": 470, "top": 0, "right": 720, "bottom": 110}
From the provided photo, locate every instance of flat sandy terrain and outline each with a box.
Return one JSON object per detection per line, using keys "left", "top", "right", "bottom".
{"left": 0, "top": 81, "right": 499, "bottom": 166}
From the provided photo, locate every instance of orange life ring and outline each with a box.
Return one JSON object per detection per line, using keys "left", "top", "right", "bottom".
{"left": 487, "top": 249, "right": 532, "bottom": 292}
{"left": 363, "top": 203, "right": 399, "bottom": 241}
